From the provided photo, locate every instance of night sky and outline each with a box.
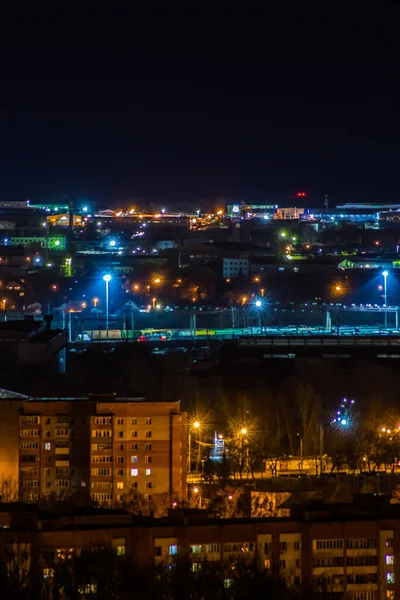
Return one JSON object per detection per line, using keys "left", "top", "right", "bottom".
{"left": 1, "top": 9, "right": 400, "bottom": 207}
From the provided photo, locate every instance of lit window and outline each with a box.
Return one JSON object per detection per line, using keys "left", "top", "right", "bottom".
{"left": 116, "top": 546, "right": 125, "bottom": 556}
{"left": 117, "top": 482, "right": 123, "bottom": 490}
{"left": 131, "top": 456, "right": 138, "bottom": 463}
{"left": 146, "top": 469, "right": 151, "bottom": 476}
{"left": 387, "top": 573, "right": 395, "bottom": 584}
{"left": 386, "top": 555, "right": 394, "bottom": 565}
{"left": 131, "top": 469, "right": 138, "bottom": 476}
{"left": 45, "top": 442, "right": 51, "bottom": 451}
{"left": 169, "top": 545, "right": 177, "bottom": 555}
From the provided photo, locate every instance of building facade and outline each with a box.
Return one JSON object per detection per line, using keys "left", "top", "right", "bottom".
{"left": 0, "top": 505, "right": 398, "bottom": 599}
{"left": 19, "top": 395, "right": 187, "bottom": 506}
{"left": 223, "top": 258, "right": 249, "bottom": 278}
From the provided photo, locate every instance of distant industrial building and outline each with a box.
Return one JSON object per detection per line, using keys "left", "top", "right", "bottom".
{"left": 223, "top": 258, "right": 249, "bottom": 278}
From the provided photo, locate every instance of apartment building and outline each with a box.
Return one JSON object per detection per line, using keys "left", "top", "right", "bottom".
{"left": 19, "top": 395, "right": 187, "bottom": 506}
{"left": 0, "top": 501, "right": 398, "bottom": 599}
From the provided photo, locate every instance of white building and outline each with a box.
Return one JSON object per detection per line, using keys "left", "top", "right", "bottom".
{"left": 223, "top": 258, "right": 249, "bottom": 278}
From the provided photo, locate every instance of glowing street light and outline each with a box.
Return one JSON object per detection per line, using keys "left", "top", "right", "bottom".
{"left": 103, "top": 274, "right": 112, "bottom": 334}
{"left": 240, "top": 427, "right": 247, "bottom": 436}
{"left": 93, "top": 297, "right": 99, "bottom": 308}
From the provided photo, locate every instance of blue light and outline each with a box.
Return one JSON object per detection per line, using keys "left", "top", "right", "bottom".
{"left": 83, "top": 206, "right": 88, "bottom": 212}
{"left": 341, "top": 419, "right": 347, "bottom": 426}
{"left": 109, "top": 239, "right": 116, "bottom": 247}
{"left": 103, "top": 274, "right": 112, "bottom": 283}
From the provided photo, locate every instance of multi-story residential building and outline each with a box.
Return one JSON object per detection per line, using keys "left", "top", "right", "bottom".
{"left": 0, "top": 499, "right": 398, "bottom": 599}
{"left": 19, "top": 395, "right": 187, "bottom": 506}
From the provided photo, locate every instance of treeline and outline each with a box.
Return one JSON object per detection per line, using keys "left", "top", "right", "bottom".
{"left": 0, "top": 549, "right": 336, "bottom": 599}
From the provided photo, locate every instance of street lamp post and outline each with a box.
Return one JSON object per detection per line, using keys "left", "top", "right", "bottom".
{"left": 255, "top": 299, "right": 262, "bottom": 334}
{"left": 103, "top": 274, "right": 112, "bottom": 336}
{"left": 188, "top": 420, "right": 200, "bottom": 473}
{"left": 382, "top": 270, "right": 388, "bottom": 330}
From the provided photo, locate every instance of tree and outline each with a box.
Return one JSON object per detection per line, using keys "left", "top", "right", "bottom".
{"left": 0, "top": 475, "right": 19, "bottom": 502}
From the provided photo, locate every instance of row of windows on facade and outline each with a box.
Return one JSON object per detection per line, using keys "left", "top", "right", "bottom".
{"left": 91, "top": 468, "right": 151, "bottom": 477}
{"left": 314, "top": 538, "right": 380, "bottom": 550}
{"left": 20, "top": 416, "right": 154, "bottom": 426}
{"left": 23, "top": 493, "right": 73, "bottom": 501}
{"left": 23, "top": 480, "right": 70, "bottom": 488}
{"left": 21, "top": 466, "right": 70, "bottom": 477}
{"left": 91, "top": 493, "right": 153, "bottom": 501}
{"left": 92, "top": 430, "right": 153, "bottom": 438}
{"left": 42, "top": 442, "right": 153, "bottom": 451}
{"left": 21, "top": 440, "right": 76, "bottom": 450}
{"left": 91, "top": 455, "right": 152, "bottom": 463}
{"left": 315, "top": 573, "right": 394, "bottom": 585}
{"left": 312, "top": 556, "right": 383, "bottom": 567}
{"left": 94, "top": 417, "right": 153, "bottom": 425}
{"left": 21, "top": 429, "right": 73, "bottom": 437}
{"left": 22, "top": 429, "right": 156, "bottom": 439}
{"left": 93, "top": 443, "right": 153, "bottom": 451}
{"left": 162, "top": 540, "right": 393, "bottom": 557}
{"left": 188, "top": 542, "right": 300, "bottom": 555}
{"left": 42, "top": 545, "right": 126, "bottom": 562}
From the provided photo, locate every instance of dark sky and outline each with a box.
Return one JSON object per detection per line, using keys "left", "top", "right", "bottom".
{"left": 1, "top": 8, "right": 400, "bottom": 207}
